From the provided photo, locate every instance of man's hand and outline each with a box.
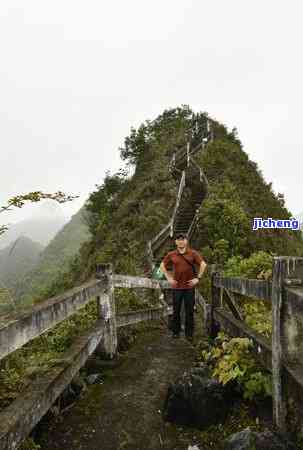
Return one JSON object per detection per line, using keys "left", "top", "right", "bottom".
{"left": 187, "top": 278, "right": 199, "bottom": 287}
{"left": 168, "top": 278, "right": 178, "bottom": 288}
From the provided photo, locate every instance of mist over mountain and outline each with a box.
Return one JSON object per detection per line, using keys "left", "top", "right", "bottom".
{"left": 15, "top": 205, "right": 91, "bottom": 305}
{"left": 0, "top": 201, "right": 68, "bottom": 250}
{"left": 0, "top": 236, "right": 43, "bottom": 292}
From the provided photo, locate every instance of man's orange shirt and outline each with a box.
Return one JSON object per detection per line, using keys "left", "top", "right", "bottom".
{"left": 162, "top": 247, "right": 204, "bottom": 289}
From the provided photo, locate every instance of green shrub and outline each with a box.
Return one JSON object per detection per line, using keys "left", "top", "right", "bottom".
{"left": 202, "top": 332, "right": 272, "bottom": 400}
{"left": 222, "top": 251, "right": 273, "bottom": 338}
{"left": 224, "top": 251, "right": 273, "bottom": 279}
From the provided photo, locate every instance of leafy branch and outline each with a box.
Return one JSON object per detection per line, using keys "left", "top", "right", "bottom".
{"left": 0, "top": 191, "right": 79, "bottom": 236}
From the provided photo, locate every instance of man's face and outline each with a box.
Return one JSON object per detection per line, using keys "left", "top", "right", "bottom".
{"left": 175, "top": 237, "right": 188, "bottom": 248}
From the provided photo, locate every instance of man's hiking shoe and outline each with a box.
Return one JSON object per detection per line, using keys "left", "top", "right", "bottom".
{"left": 172, "top": 333, "right": 180, "bottom": 338}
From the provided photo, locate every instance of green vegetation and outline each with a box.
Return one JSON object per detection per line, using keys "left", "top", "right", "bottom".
{"left": 223, "top": 251, "right": 273, "bottom": 338}
{"left": 201, "top": 332, "right": 272, "bottom": 401}
{"left": 0, "top": 237, "right": 43, "bottom": 312}
{"left": 0, "top": 300, "right": 98, "bottom": 409}
{"left": 200, "top": 251, "right": 273, "bottom": 404}
{"left": 20, "top": 438, "right": 41, "bottom": 450}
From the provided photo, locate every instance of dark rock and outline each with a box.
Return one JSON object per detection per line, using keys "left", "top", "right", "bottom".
{"left": 60, "top": 384, "right": 78, "bottom": 409}
{"left": 162, "top": 364, "right": 233, "bottom": 429}
{"left": 87, "top": 373, "right": 103, "bottom": 385}
{"left": 224, "top": 427, "right": 297, "bottom": 450}
{"left": 71, "top": 374, "right": 87, "bottom": 395}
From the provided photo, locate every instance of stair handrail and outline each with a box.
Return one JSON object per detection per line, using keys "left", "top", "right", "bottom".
{"left": 171, "top": 170, "right": 186, "bottom": 227}
{"left": 150, "top": 221, "right": 172, "bottom": 248}
{"left": 147, "top": 119, "right": 213, "bottom": 273}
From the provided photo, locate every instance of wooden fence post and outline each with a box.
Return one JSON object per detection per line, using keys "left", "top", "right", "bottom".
{"left": 96, "top": 263, "right": 117, "bottom": 359}
{"left": 210, "top": 269, "right": 221, "bottom": 338}
{"left": 271, "top": 257, "right": 287, "bottom": 431}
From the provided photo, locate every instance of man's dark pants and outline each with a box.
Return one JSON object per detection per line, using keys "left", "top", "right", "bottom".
{"left": 172, "top": 288, "right": 195, "bottom": 337}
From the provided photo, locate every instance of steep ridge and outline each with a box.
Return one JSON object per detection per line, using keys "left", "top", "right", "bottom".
{"left": 146, "top": 117, "right": 213, "bottom": 274}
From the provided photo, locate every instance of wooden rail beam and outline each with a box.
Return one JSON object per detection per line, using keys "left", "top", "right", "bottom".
{"left": 223, "top": 288, "right": 244, "bottom": 321}
{"left": 213, "top": 275, "right": 272, "bottom": 302}
{"left": 0, "top": 279, "right": 103, "bottom": 361}
{"left": 112, "top": 274, "right": 170, "bottom": 290}
{"left": 0, "top": 319, "right": 105, "bottom": 450}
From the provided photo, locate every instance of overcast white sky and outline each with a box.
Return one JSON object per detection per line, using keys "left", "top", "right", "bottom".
{"left": 1, "top": 0, "right": 302, "bottom": 227}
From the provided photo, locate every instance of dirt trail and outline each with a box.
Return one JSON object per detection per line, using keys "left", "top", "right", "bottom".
{"left": 39, "top": 315, "right": 208, "bottom": 450}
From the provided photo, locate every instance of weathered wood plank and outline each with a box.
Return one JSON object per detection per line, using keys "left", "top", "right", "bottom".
{"left": 112, "top": 274, "right": 170, "bottom": 290}
{"left": 285, "top": 285, "right": 303, "bottom": 304}
{"left": 282, "top": 286, "right": 303, "bottom": 367}
{"left": 171, "top": 171, "right": 186, "bottom": 225}
{"left": 223, "top": 288, "right": 244, "bottom": 321}
{"left": 272, "top": 257, "right": 288, "bottom": 431}
{"left": 196, "top": 291, "right": 212, "bottom": 335}
{"left": 151, "top": 227, "right": 172, "bottom": 253}
{"left": 96, "top": 264, "right": 117, "bottom": 359}
{"left": 210, "top": 271, "right": 221, "bottom": 337}
{"left": 0, "top": 279, "right": 103, "bottom": 361}
{"left": 150, "top": 222, "right": 172, "bottom": 247}
{"left": 213, "top": 275, "right": 272, "bottom": 302}
{"left": 116, "top": 306, "right": 171, "bottom": 327}
{"left": 0, "top": 319, "right": 105, "bottom": 450}
{"left": 214, "top": 308, "right": 272, "bottom": 370}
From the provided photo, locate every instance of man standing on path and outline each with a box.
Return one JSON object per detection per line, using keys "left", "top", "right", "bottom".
{"left": 160, "top": 233, "right": 207, "bottom": 343}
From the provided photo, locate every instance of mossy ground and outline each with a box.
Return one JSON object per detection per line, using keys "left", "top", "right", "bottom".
{"left": 28, "top": 310, "right": 274, "bottom": 450}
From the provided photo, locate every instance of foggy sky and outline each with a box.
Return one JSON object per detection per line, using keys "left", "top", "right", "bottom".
{"left": 1, "top": 0, "right": 302, "bottom": 227}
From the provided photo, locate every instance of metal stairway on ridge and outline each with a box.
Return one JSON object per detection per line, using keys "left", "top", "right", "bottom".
{"left": 145, "top": 118, "right": 213, "bottom": 276}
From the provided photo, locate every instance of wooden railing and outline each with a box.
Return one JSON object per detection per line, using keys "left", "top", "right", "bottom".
{"left": 209, "top": 256, "right": 303, "bottom": 432}
{"left": 0, "top": 263, "right": 175, "bottom": 449}
{"left": 3, "top": 255, "right": 303, "bottom": 443}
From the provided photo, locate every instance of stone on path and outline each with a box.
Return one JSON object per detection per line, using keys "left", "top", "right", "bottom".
{"left": 162, "top": 364, "right": 233, "bottom": 429}
{"left": 224, "top": 427, "right": 297, "bottom": 450}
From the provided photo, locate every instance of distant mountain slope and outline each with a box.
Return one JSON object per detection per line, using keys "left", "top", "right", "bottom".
{"left": 0, "top": 236, "right": 43, "bottom": 292}
{"left": 0, "top": 201, "right": 67, "bottom": 250}
{"left": 15, "top": 206, "right": 91, "bottom": 305}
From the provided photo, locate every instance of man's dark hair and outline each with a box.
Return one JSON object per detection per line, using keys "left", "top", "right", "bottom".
{"left": 174, "top": 233, "right": 188, "bottom": 240}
